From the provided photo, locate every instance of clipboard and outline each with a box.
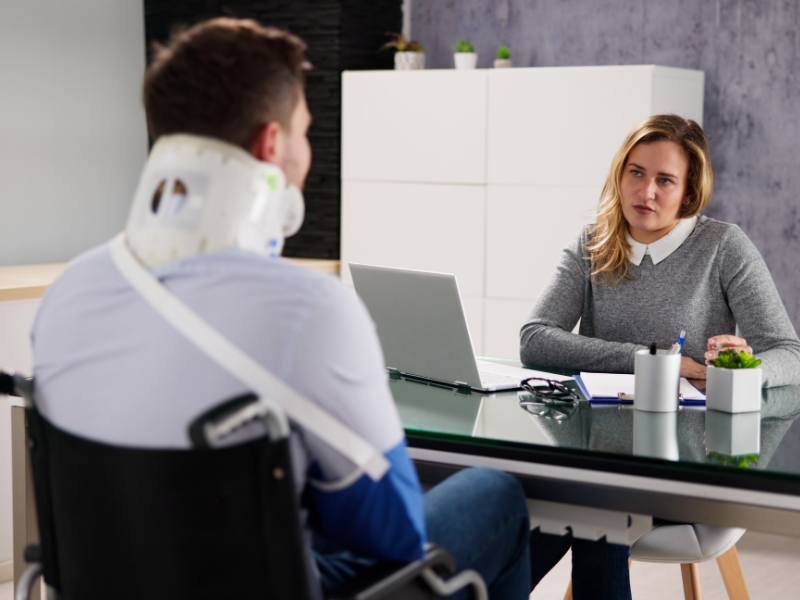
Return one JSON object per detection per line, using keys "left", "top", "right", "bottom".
{"left": 574, "top": 372, "right": 706, "bottom": 405}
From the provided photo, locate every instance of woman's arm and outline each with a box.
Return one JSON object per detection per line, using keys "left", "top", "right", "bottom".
{"left": 520, "top": 229, "right": 644, "bottom": 373}
{"left": 718, "top": 226, "right": 800, "bottom": 387}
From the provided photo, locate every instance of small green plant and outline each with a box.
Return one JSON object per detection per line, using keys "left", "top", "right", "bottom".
{"left": 379, "top": 32, "right": 423, "bottom": 53}
{"left": 455, "top": 39, "right": 474, "bottom": 53}
{"left": 496, "top": 46, "right": 511, "bottom": 59}
{"left": 710, "top": 349, "right": 762, "bottom": 369}
{"left": 707, "top": 451, "right": 760, "bottom": 468}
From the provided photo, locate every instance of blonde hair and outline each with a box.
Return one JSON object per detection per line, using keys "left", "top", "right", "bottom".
{"left": 586, "top": 114, "right": 713, "bottom": 283}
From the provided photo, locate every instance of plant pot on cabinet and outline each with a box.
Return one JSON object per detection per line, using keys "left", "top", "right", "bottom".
{"left": 493, "top": 58, "right": 513, "bottom": 68}
{"left": 454, "top": 52, "right": 478, "bottom": 69}
{"left": 395, "top": 51, "right": 425, "bottom": 70}
{"left": 705, "top": 366, "right": 762, "bottom": 413}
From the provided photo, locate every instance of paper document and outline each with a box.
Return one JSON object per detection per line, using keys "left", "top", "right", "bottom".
{"left": 476, "top": 360, "right": 573, "bottom": 383}
{"left": 577, "top": 372, "right": 705, "bottom": 402}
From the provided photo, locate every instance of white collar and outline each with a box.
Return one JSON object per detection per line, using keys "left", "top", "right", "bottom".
{"left": 627, "top": 216, "right": 698, "bottom": 266}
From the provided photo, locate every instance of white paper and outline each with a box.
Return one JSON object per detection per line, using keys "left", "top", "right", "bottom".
{"left": 477, "top": 360, "right": 573, "bottom": 382}
{"left": 579, "top": 372, "right": 705, "bottom": 401}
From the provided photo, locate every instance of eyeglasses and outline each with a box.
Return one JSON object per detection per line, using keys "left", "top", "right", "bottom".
{"left": 518, "top": 391, "right": 579, "bottom": 422}
{"left": 519, "top": 377, "right": 580, "bottom": 403}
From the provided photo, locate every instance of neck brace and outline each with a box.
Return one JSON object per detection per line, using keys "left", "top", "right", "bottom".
{"left": 125, "top": 134, "right": 305, "bottom": 268}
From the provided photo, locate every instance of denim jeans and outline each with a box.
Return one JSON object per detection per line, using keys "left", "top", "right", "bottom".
{"left": 316, "top": 467, "right": 631, "bottom": 600}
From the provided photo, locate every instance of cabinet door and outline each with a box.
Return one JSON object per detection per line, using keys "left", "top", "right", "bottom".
{"left": 483, "top": 298, "right": 534, "bottom": 360}
{"left": 341, "top": 181, "right": 486, "bottom": 297}
{"left": 0, "top": 298, "right": 41, "bottom": 565}
{"left": 461, "top": 296, "right": 483, "bottom": 356}
{"left": 342, "top": 70, "right": 487, "bottom": 184}
{"left": 487, "top": 66, "right": 654, "bottom": 188}
{"left": 486, "top": 185, "right": 597, "bottom": 302}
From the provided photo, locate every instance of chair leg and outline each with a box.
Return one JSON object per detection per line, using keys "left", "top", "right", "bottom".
{"left": 680, "top": 563, "right": 703, "bottom": 600}
{"left": 562, "top": 559, "right": 630, "bottom": 599}
{"left": 716, "top": 545, "right": 751, "bottom": 600}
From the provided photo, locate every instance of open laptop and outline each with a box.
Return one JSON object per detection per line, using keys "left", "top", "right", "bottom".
{"left": 349, "top": 263, "right": 569, "bottom": 392}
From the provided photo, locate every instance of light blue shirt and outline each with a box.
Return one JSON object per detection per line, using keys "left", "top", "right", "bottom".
{"left": 32, "top": 242, "right": 426, "bottom": 565}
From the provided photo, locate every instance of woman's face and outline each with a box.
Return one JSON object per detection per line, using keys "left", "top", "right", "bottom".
{"left": 620, "top": 140, "right": 692, "bottom": 244}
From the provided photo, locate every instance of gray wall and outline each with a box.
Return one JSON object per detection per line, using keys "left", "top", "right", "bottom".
{"left": 412, "top": 0, "right": 800, "bottom": 332}
{"left": 0, "top": 0, "right": 148, "bottom": 266}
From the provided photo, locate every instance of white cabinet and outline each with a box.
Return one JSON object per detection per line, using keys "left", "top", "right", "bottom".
{"left": 341, "top": 66, "right": 704, "bottom": 358}
{"left": 342, "top": 70, "right": 487, "bottom": 184}
{"left": 487, "top": 66, "right": 704, "bottom": 188}
{"left": 0, "top": 298, "right": 41, "bottom": 569}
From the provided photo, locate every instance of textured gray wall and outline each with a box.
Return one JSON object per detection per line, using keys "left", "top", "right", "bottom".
{"left": 412, "top": 0, "right": 800, "bottom": 332}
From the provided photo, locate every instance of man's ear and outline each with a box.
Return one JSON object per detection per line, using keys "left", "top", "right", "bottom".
{"left": 250, "top": 121, "right": 284, "bottom": 164}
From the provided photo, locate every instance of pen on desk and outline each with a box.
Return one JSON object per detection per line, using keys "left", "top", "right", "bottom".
{"left": 668, "top": 330, "right": 686, "bottom": 355}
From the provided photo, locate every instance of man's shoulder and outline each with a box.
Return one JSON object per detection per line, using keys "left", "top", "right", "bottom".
{"left": 42, "top": 243, "right": 350, "bottom": 329}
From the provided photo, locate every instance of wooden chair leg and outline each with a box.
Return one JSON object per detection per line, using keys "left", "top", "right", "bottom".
{"left": 716, "top": 545, "right": 751, "bottom": 600}
{"left": 562, "top": 579, "right": 572, "bottom": 600}
{"left": 680, "top": 563, "right": 703, "bottom": 600}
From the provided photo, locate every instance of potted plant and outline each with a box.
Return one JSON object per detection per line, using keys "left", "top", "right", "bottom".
{"left": 706, "top": 349, "right": 762, "bottom": 413}
{"left": 454, "top": 39, "right": 478, "bottom": 70}
{"left": 379, "top": 32, "right": 425, "bottom": 70}
{"left": 494, "top": 46, "right": 513, "bottom": 68}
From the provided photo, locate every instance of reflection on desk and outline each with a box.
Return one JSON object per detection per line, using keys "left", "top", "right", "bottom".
{"left": 394, "top": 376, "right": 800, "bottom": 473}
{"left": 392, "top": 371, "right": 800, "bottom": 536}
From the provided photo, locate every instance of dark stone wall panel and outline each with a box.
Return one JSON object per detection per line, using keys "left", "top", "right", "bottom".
{"left": 144, "top": 0, "right": 401, "bottom": 260}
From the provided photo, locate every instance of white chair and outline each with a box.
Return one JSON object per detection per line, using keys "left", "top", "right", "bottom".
{"left": 563, "top": 525, "right": 750, "bottom": 600}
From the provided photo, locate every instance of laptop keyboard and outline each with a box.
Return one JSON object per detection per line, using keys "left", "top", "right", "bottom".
{"left": 478, "top": 370, "right": 522, "bottom": 388}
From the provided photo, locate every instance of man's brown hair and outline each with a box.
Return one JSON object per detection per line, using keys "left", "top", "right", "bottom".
{"left": 143, "top": 18, "right": 309, "bottom": 150}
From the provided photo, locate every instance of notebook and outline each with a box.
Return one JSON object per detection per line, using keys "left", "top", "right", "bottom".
{"left": 575, "top": 372, "right": 706, "bottom": 404}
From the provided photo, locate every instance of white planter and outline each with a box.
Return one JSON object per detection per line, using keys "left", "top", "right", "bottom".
{"left": 706, "top": 367, "right": 762, "bottom": 413}
{"left": 493, "top": 58, "right": 513, "bottom": 68}
{"left": 454, "top": 52, "right": 478, "bottom": 70}
{"left": 394, "top": 52, "right": 425, "bottom": 70}
{"left": 705, "top": 410, "right": 761, "bottom": 456}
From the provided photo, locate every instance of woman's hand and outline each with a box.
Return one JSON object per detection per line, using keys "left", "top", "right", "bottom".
{"left": 681, "top": 356, "right": 707, "bottom": 379}
{"left": 705, "top": 335, "right": 753, "bottom": 365}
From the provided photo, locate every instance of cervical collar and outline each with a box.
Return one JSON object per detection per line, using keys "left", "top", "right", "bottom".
{"left": 125, "top": 134, "right": 305, "bottom": 268}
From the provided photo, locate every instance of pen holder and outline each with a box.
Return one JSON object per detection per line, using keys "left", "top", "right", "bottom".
{"left": 633, "top": 410, "right": 679, "bottom": 461}
{"left": 634, "top": 349, "right": 681, "bottom": 412}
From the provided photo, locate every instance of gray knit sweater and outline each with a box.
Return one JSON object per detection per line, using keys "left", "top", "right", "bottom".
{"left": 520, "top": 216, "right": 800, "bottom": 387}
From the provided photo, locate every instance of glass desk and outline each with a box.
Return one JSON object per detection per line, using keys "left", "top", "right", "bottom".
{"left": 390, "top": 361, "right": 800, "bottom": 538}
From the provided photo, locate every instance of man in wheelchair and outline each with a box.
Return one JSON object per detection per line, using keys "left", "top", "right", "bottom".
{"left": 30, "top": 18, "right": 631, "bottom": 599}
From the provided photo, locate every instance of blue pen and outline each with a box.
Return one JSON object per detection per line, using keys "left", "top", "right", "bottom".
{"left": 669, "top": 330, "right": 686, "bottom": 355}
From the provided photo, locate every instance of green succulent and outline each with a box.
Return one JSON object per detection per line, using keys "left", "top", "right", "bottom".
{"left": 710, "top": 348, "right": 762, "bottom": 369}
{"left": 496, "top": 46, "right": 511, "bottom": 59}
{"left": 707, "top": 451, "right": 759, "bottom": 468}
{"left": 455, "top": 39, "right": 474, "bottom": 53}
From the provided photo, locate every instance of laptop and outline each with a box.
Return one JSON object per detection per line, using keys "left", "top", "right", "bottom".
{"left": 349, "top": 263, "right": 569, "bottom": 392}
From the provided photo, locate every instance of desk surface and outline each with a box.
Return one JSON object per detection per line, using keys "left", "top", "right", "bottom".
{"left": 392, "top": 361, "right": 800, "bottom": 536}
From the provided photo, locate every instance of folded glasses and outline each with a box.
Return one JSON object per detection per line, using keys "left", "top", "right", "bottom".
{"left": 519, "top": 377, "right": 580, "bottom": 403}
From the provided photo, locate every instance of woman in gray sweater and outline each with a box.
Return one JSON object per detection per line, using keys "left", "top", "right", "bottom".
{"left": 520, "top": 114, "right": 800, "bottom": 387}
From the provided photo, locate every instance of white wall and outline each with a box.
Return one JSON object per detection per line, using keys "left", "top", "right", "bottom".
{"left": 0, "top": 0, "right": 148, "bottom": 266}
{"left": 0, "top": 0, "right": 148, "bottom": 568}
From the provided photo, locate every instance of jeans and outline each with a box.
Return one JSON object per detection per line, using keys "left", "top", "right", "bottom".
{"left": 316, "top": 467, "right": 631, "bottom": 599}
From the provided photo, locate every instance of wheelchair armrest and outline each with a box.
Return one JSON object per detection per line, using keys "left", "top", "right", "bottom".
{"left": 16, "top": 544, "right": 43, "bottom": 600}
{"left": 327, "top": 543, "right": 486, "bottom": 600}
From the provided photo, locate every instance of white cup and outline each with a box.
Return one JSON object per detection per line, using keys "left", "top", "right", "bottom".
{"left": 634, "top": 349, "right": 681, "bottom": 412}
